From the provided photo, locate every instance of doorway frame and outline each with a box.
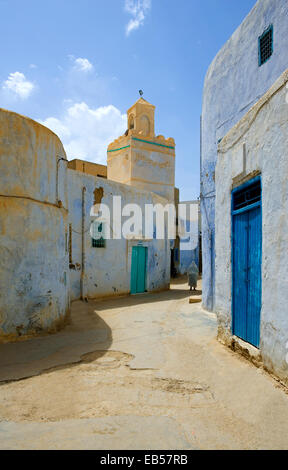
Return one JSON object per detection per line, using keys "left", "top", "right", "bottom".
{"left": 231, "top": 175, "right": 262, "bottom": 347}
{"left": 130, "top": 245, "right": 148, "bottom": 295}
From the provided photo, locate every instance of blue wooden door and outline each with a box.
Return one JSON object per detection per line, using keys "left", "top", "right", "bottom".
{"left": 232, "top": 179, "right": 262, "bottom": 348}
{"left": 233, "top": 212, "right": 249, "bottom": 342}
{"left": 246, "top": 207, "right": 262, "bottom": 347}
{"left": 131, "top": 246, "right": 147, "bottom": 294}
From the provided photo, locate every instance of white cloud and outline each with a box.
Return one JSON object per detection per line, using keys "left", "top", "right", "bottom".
{"left": 39, "top": 102, "right": 126, "bottom": 163}
{"left": 2, "top": 72, "right": 35, "bottom": 99}
{"left": 73, "top": 57, "right": 94, "bottom": 72}
{"left": 124, "top": 0, "right": 151, "bottom": 35}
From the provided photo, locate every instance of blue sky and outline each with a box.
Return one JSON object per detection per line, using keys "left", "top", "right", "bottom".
{"left": 0, "top": 0, "right": 256, "bottom": 200}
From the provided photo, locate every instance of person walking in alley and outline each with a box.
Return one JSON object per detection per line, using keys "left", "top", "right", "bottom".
{"left": 188, "top": 261, "right": 199, "bottom": 291}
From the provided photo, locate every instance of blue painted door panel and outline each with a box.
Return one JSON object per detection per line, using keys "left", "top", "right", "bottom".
{"left": 233, "top": 205, "right": 262, "bottom": 347}
{"left": 247, "top": 207, "right": 262, "bottom": 347}
{"left": 130, "top": 247, "right": 138, "bottom": 295}
{"left": 233, "top": 212, "right": 249, "bottom": 341}
{"left": 131, "top": 246, "right": 147, "bottom": 294}
{"left": 136, "top": 246, "right": 147, "bottom": 293}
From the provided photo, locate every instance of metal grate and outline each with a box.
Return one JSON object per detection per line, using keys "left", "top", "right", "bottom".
{"left": 259, "top": 26, "right": 273, "bottom": 66}
{"left": 91, "top": 221, "right": 106, "bottom": 248}
{"left": 233, "top": 180, "right": 261, "bottom": 211}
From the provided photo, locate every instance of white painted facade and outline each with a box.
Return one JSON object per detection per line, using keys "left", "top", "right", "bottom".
{"left": 201, "top": 0, "right": 288, "bottom": 311}
{"left": 215, "top": 70, "right": 288, "bottom": 384}
{"left": 68, "top": 169, "right": 171, "bottom": 301}
{"left": 0, "top": 97, "right": 174, "bottom": 339}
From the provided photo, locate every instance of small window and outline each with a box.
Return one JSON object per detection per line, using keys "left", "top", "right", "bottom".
{"left": 259, "top": 25, "right": 273, "bottom": 66}
{"left": 233, "top": 179, "right": 261, "bottom": 212}
{"left": 91, "top": 221, "right": 106, "bottom": 248}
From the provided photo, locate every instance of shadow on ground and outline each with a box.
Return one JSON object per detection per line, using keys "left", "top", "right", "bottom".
{"left": 0, "top": 277, "right": 201, "bottom": 383}
{"left": 93, "top": 277, "right": 201, "bottom": 313}
{"left": 0, "top": 303, "right": 112, "bottom": 383}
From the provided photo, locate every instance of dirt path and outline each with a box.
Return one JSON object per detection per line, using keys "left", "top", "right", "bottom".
{"left": 0, "top": 279, "right": 288, "bottom": 450}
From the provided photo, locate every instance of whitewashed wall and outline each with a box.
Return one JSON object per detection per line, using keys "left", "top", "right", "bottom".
{"left": 215, "top": 70, "right": 288, "bottom": 383}
{"left": 68, "top": 170, "right": 171, "bottom": 301}
{"left": 201, "top": 0, "right": 288, "bottom": 311}
{"left": 0, "top": 109, "right": 70, "bottom": 338}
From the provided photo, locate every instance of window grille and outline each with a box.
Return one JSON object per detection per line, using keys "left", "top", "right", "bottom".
{"left": 91, "top": 221, "right": 106, "bottom": 248}
{"left": 259, "top": 25, "right": 273, "bottom": 66}
{"left": 233, "top": 179, "right": 261, "bottom": 212}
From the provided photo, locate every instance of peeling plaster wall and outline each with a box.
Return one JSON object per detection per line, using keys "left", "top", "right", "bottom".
{"left": 201, "top": 0, "right": 288, "bottom": 311}
{"left": 215, "top": 71, "right": 288, "bottom": 383}
{"left": 68, "top": 169, "right": 171, "bottom": 301}
{"left": 0, "top": 109, "right": 69, "bottom": 338}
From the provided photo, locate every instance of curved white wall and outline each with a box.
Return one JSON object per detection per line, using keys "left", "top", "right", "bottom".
{"left": 0, "top": 109, "right": 70, "bottom": 338}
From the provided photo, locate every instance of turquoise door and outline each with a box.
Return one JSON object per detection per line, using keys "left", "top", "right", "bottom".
{"left": 232, "top": 177, "right": 262, "bottom": 348}
{"left": 131, "top": 246, "right": 147, "bottom": 294}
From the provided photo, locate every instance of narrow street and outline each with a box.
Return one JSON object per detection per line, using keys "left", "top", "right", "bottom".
{"left": 0, "top": 278, "right": 288, "bottom": 450}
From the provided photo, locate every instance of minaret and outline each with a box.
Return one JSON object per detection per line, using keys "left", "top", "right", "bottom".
{"left": 127, "top": 97, "right": 155, "bottom": 138}
{"left": 107, "top": 97, "right": 175, "bottom": 202}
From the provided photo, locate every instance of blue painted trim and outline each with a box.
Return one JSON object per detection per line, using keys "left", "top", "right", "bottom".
{"left": 132, "top": 137, "right": 175, "bottom": 150}
{"left": 258, "top": 24, "right": 273, "bottom": 67}
{"left": 231, "top": 192, "right": 234, "bottom": 337}
{"left": 107, "top": 145, "right": 130, "bottom": 153}
{"left": 231, "top": 198, "right": 235, "bottom": 338}
{"left": 232, "top": 201, "right": 261, "bottom": 216}
{"left": 232, "top": 175, "right": 261, "bottom": 195}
